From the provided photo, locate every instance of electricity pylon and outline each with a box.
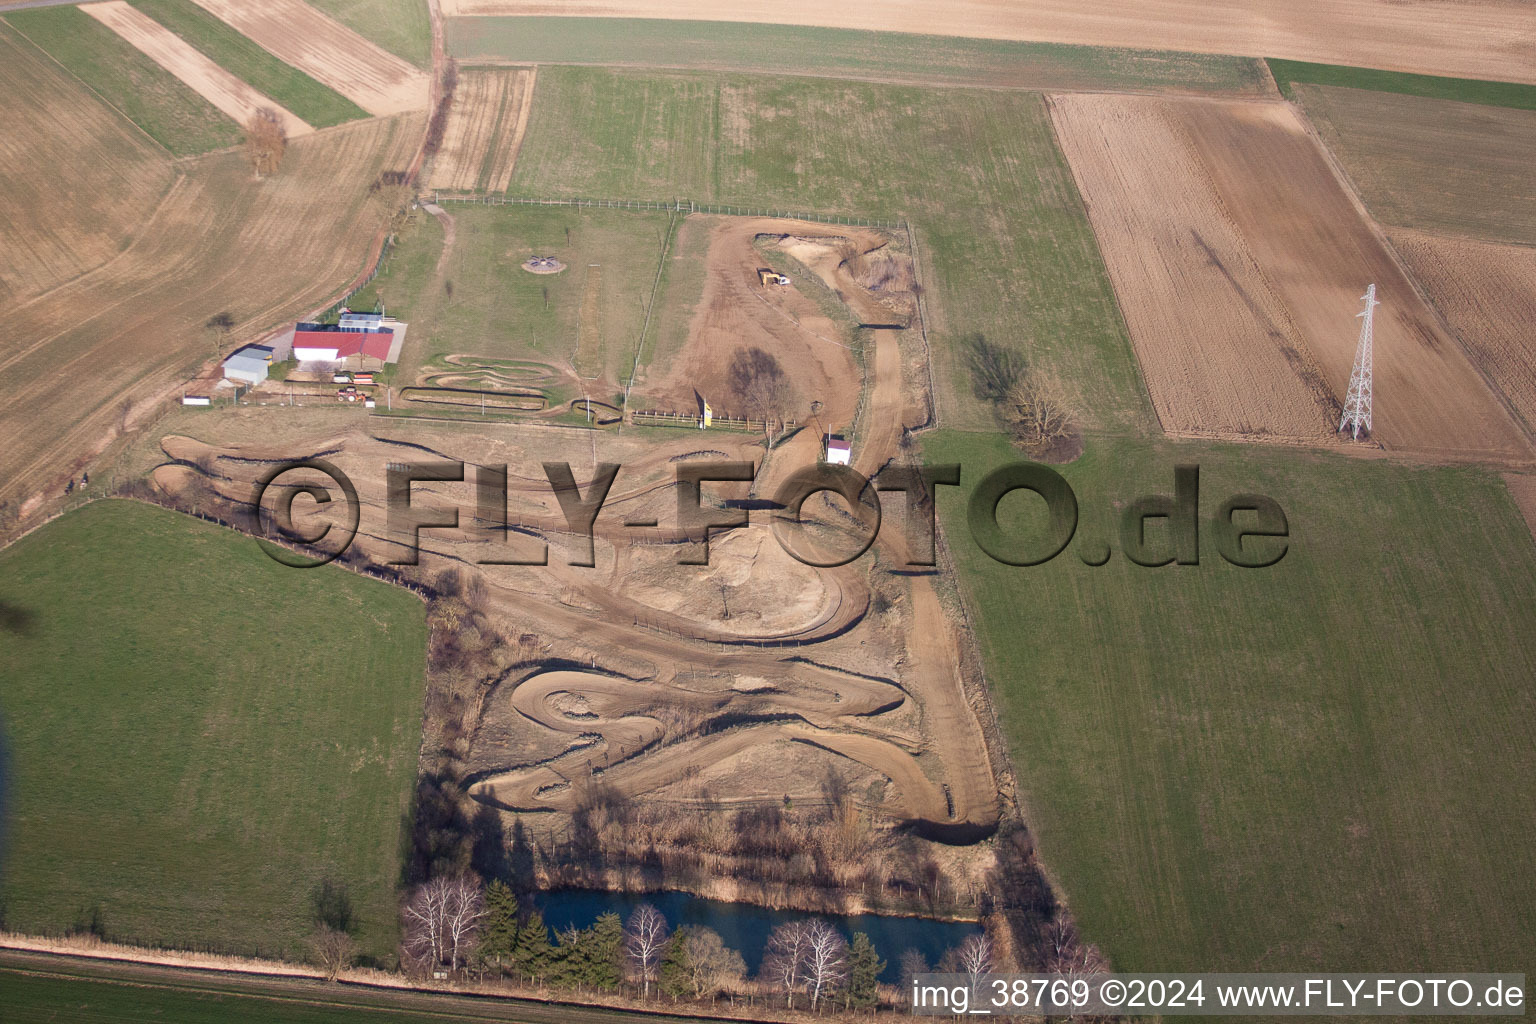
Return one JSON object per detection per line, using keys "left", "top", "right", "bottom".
{"left": 1338, "top": 284, "right": 1379, "bottom": 440}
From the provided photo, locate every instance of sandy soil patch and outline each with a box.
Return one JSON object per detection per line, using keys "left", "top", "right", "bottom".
{"left": 187, "top": 0, "right": 430, "bottom": 115}
{"left": 1052, "top": 94, "right": 1528, "bottom": 458}
{"left": 439, "top": 0, "right": 1536, "bottom": 85}
{"left": 83, "top": 2, "right": 313, "bottom": 137}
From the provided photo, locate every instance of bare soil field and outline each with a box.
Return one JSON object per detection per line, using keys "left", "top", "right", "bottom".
{"left": 83, "top": 2, "right": 314, "bottom": 138}
{"left": 427, "top": 67, "right": 535, "bottom": 191}
{"left": 1392, "top": 230, "right": 1536, "bottom": 439}
{"left": 1052, "top": 94, "right": 1529, "bottom": 458}
{"left": 636, "top": 216, "right": 915, "bottom": 437}
{"left": 439, "top": 0, "right": 1536, "bottom": 85}
{"left": 0, "top": 113, "right": 423, "bottom": 520}
{"left": 0, "top": 22, "right": 174, "bottom": 306}
{"left": 187, "top": 0, "right": 430, "bottom": 115}
{"left": 1297, "top": 85, "right": 1536, "bottom": 245}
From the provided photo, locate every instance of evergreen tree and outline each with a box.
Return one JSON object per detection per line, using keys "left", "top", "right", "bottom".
{"left": 658, "top": 927, "right": 692, "bottom": 1000}
{"left": 548, "top": 926, "right": 580, "bottom": 988}
{"left": 510, "top": 908, "right": 552, "bottom": 982}
{"left": 847, "top": 931, "right": 885, "bottom": 1009}
{"left": 586, "top": 912, "right": 625, "bottom": 991}
{"left": 478, "top": 881, "right": 519, "bottom": 974}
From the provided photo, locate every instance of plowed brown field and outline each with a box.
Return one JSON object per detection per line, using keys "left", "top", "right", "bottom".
{"left": 0, "top": 21, "right": 174, "bottom": 306}
{"left": 187, "top": 0, "right": 430, "bottom": 115}
{"left": 1392, "top": 230, "right": 1536, "bottom": 439}
{"left": 1052, "top": 94, "right": 1529, "bottom": 458}
{"left": 0, "top": 114, "right": 423, "bottom": 518}
{"left": 440, "top": 0, "right": 1536, "bottom": 85}
{"left": 428, "top": 67, "right": 535, "bottom": 192}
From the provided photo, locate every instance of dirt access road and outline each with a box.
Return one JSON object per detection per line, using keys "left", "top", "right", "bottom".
{"left": 441, "top": 0, "right": 1536, "bottom": 85}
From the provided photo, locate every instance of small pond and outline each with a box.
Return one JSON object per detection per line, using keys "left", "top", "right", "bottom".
{"left": 538, "top": 888, "right": 980, "bottom": 984}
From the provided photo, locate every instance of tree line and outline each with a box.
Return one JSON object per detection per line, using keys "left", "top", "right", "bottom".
{"left": 390, "top": 874, "right": 1022, "bottom": 1014}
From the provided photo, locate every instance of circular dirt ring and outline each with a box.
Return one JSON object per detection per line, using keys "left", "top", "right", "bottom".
{"left": 521, "top": 256, "right": 567, "bottom": 275}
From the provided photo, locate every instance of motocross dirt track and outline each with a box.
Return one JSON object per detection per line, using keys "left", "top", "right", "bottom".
{"left": 151, "top": 228, "right": 998, "bottom": 839}
{"left": 439, "top": 0, "right": 1536, "bottom": 85}
{"left": 637, "top": 216, "right": 907, "bottom": 438}
{"left": 1051, "top": 94, "right": 1530, "bottom": 458}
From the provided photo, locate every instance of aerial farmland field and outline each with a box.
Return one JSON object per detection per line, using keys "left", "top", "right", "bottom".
{"left": 3, "top": 0, "right": 1535, "bottom": 1017}
{"left": 0, "top": 500, "right": 427, "bottom": 957}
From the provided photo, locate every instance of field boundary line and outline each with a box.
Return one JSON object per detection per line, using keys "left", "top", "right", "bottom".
{"left": 622, "top": 208, "right": 677, "bottom": 412}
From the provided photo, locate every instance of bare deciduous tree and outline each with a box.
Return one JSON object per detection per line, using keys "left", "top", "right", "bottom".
{"left": 1044, "top": 918, "right": 1107, "bottom": 980}
{"left": 624, "top": 903, "right": 668, "bottom": 999}
{"left": 727, "top": 346, "right": 798, "bottom": 445}
{"left": 681, "top": 926, "right": 745, "bottom": 999}
{"left": 307, "top": 925, "right": 356, "bottom": 981}
{"left": 956, "top": 932, "right": 994, "bottom": 991}
{"left": 402, "top": 875, "right": 485, "bottom": 972}
{"left": 802, "top": 919, "right": 849, "bottom": 1012}
{"left": 763, "top": 919, "right": 812, "bottom": 1009}
{"left": 244, "top": 107, "right": 287, "bottom": 177}
{"left": 1005, "top": 372, "right": 1076, "bottom": 449}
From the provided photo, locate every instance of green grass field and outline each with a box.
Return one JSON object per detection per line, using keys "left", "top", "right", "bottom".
{"left": 0, "top": 500, "right": 427, "bottom": 959}
{"left": 1267, "top": 58, "right": 1536, "bottom": 111}
{"left": 0, "top": 955, "right": 712, "bottom": 1024}
{"left": 509, "top": 68, "right": 1148, "bottom": 432}
{"left": 359, "top": 203, "right": 673, "bottom": 390}
{"left": 308, "top": 0, "right": 431, "bottom": 69}
{"left": 126, "top": 0, "right": 368, "bottom": 128}
{"left": 924, "top": 429, "right": 1536, "bottom": 977}
{"left": 3, "top": 6, "right": 241, "bottom": 156}
{"left": 448, "top": 17, "right": 1268, "bottom": 96}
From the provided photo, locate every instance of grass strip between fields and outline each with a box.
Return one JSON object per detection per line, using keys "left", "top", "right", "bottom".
{"left": 127, "top": 0, "right": 369, "bottom": 128}
{"left": 448, "top": 16, "right": 1269, "bottom": 95}
{"left": 1268, "top": 58, "right": 1536, "bottom": 111}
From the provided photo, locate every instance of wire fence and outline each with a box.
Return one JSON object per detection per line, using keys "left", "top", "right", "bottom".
{"left": 426, "top": 192, "right": 906, "bottom": 231}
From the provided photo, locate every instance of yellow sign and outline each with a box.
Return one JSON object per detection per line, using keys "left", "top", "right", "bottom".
{"left": 702, "top": 402, "right": 713, "bottom": 428}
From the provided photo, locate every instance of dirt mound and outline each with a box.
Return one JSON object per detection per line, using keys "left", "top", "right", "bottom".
{"left": 521, "top": 256, "right": 566, "bottom": 274}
